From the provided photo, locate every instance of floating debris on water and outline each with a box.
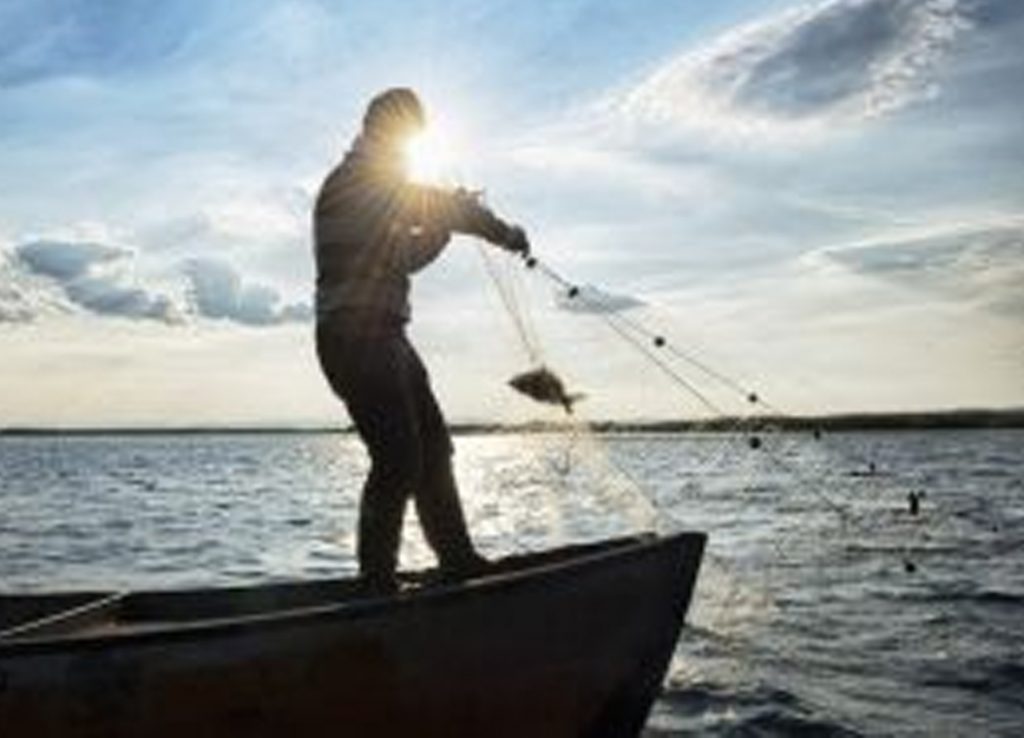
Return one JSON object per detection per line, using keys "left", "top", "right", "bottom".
{"left": 908, "top": 491, "right": 921, "bottom": 517}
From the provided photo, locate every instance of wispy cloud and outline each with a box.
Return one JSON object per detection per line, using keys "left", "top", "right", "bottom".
{"left": 618, "top": 0, "right": 972, "bottom": 141}
{"left": 811, "top": 219, "right": 1024, "bottom": 316}
{"left": 0, "top": 3, "right": 201, "bottom": 87}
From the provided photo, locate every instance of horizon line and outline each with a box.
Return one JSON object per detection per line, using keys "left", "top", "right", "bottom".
{"left": 2, "top": 406, "right": 1023, "bottom": 436}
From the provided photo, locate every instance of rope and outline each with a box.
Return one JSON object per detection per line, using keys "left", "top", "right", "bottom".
{"left": 594, "top": 310, "right": 725, "bottom": 418}
{"left": 476, "top": 246, "right": 951, "bottom": 662}
{"left": 519, "top": 252, "right": 934, "bottom": 551}
{"left": 478, "top": 246, "right": 543, "bottom": 363}
{"left": 482, "top": 248, "right": 935, "bottom": 584}
{"left": 532, "top": 260, "right": 781, "bottom": 413}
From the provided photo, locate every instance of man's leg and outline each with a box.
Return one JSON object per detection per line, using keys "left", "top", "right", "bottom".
{"left": 407, "top": 345, "right": 486, "bottom": 573}
{"left": 318, "top": 324, "right": 423, "bottom": 590}
{"left": 416, "top": 452, "right": 484, "bottom": 570}
{"left": 356, "top": 443, "right": 420, "bottom": 590}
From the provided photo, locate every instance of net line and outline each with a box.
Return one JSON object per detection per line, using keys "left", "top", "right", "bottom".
{"left": 477, "top": 245, "right": 961, "bottom": 676}
{"left": 516, "top": 252, "right": 945, "bottom": 570}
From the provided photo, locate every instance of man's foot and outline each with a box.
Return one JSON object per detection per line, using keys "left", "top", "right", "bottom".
{"left": 438, "top": 551, "right": 494, "bottom": 583}
{"left": 356, "top": 573, "right": 400, "bottom": 598}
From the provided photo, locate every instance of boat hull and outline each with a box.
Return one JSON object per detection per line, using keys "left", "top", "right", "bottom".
{"left": 0, "top": 533, "right": 705, "bottom": 737}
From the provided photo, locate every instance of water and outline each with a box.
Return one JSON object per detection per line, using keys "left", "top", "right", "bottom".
{"left": 1, "top": 429, "right": 1021, "bottom": 736}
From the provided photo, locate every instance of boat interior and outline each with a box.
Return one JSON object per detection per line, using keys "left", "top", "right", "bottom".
{"left": 0, "top": 534, "right": 656, "bottom": 645}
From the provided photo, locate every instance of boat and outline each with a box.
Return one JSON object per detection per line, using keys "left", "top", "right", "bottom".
{"left": 0, "top": 531, "right": 705, "bottom": 737}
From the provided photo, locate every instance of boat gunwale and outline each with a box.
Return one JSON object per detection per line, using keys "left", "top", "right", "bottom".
{"left": 0, "top": 592, "right": 127, "bottom": 642}
{"left": 0, "top": 531, "right": 705, "bottom": 658}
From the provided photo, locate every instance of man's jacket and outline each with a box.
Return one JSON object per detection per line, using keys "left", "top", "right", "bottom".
{"left": 314, "top": 138, "right": 512, "bottom": 323}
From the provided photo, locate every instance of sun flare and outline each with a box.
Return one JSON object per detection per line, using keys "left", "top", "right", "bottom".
{"left": 405, "top": 125, "right": 459, "bottom": 185}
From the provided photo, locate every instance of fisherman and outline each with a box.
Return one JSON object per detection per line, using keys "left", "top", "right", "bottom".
{"left": 313, "top": 88, "right": 530, "bottom": 592}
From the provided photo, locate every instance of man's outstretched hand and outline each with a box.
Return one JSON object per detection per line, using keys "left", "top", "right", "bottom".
{"left": 504, "top": 225, "right": 531, "bottom": 257}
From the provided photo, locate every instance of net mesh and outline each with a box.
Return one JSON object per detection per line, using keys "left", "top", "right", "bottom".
{"left": 475, "top": 246, "right": 947, "bottom": 661}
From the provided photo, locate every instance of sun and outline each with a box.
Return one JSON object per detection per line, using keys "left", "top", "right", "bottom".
{"left": 405, "top": 124, "right": 459, "bottom": 186}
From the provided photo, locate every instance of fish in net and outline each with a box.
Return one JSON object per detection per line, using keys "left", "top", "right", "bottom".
{"left": 508, "top": 365, "right": 584, "bottom": 414}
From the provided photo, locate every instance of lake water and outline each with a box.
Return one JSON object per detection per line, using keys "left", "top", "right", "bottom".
{"left": 1, "top": 429, "right": 1021, "bottom": 736}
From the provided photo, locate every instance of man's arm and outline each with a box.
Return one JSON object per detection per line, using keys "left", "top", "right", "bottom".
{"left": 413, "top": 186, "right": 530, "bottom": 255}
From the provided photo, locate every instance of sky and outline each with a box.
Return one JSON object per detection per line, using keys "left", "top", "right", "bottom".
{"left": 0, "top": 0, "right": 1022, "bottom": 427}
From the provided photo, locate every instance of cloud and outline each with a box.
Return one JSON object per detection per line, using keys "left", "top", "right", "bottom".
{"left": 15, "top": 239, "right": 125, "bottom": 280}
{"left": 619, "top": 0, "right": 972, "bottom": 140}
{"left": 810, "top": 220, "right": 1024, "bottom": 315}
{"left": 183, "top": 258, "right": 311, "bottom": 326}
{"left": 140, "top": 188, "right": 310, "bottom": 254}
{"left": 0, "top": 258, "right": 38, "bottom": 323}
{"left": 11, "top": 238, "right": 178, "bottom": 323}
{"left": 4, "top": 236, "right": 311, "bottom": 327}
{"left": 63, "top": 273, "right": 177, "bottom": 321}
{"left": 555, "top": 284, "right": 644, "bottom": 314}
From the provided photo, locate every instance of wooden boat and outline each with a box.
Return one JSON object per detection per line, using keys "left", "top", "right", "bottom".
{"left": 0, "top": 532, "right": 705, "bottom": 738}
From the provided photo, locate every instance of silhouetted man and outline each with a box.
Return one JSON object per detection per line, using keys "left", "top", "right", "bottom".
{"left": 314, "top": 88, "right": 529, "bottom": 592}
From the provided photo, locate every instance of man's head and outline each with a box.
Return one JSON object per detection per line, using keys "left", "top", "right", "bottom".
{"left": 362, "top": 87, "right": 426, "bottom": 145}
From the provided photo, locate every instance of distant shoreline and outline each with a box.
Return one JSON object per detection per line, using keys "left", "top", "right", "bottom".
{"left": 2, "top": 408, "right": 1023, "bottom": 436}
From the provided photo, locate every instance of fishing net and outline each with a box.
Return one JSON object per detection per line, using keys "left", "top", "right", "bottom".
{"left": 473, "top": 241, "right": 955, "bottom": 673}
